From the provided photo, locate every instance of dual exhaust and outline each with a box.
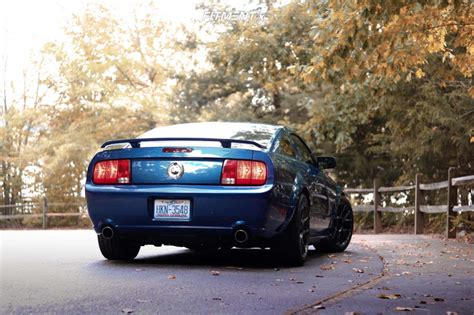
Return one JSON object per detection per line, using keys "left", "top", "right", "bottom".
{"left": 102, "top": 225, "right": 249, "bottom": 244}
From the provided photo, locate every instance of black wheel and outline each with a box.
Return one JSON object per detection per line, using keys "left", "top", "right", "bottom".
{"left": 273, "top": 194, "right": 310, "bottom": 266}
{"left": 98, "top": 235, "right": 140, "bottom": 260}
{"left": 317, "top": 199, "right": 353, "bottom": 252}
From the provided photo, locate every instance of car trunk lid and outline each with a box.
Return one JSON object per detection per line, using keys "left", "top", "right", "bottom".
{"left": 129, "top": 144, "right": 256, "bottom": 185}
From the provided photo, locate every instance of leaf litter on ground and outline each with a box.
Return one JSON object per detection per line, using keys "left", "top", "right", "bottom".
{"left": 320, "top": 264, "right": 335, "bottom": 270}
{"left": 378, "top": 293, "right": 401, "bottom": 299}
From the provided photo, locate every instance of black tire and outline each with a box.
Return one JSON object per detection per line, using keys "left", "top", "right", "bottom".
{"left": 98, "top": 235, "right": 140, "bottom": 260}
{"left": 317, "top": 199, "right": 353, "bottom": 253}
{"left": 273, "top": 194, "right": 310, "bottom": 266}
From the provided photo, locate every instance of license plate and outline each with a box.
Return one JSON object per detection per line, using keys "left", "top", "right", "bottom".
{"left": 154, "top": 199, "right": 191, "bottom": 221}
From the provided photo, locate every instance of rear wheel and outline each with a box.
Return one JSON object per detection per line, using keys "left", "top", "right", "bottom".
{"left": 98, "top": 235, "right": 140, "bottom": 260}
{"left": 317, "top": 199, "right": 353, "bottom": 252}
{"left": 273, "top": 194, "right": 310, "bottom": 266}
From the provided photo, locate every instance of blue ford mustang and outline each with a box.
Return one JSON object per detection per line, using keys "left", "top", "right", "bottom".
{"left": 85, "top": 122, "right": 353, "bottom": 265}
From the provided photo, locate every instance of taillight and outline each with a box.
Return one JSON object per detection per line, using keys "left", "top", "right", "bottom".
{"left": 93, "top": 159, "right": 131, "bottom": 184}
{"left": 221, "top": 159, "right": 267, "bottom": 185}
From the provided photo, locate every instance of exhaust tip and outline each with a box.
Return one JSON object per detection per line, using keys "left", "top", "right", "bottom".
{"left": 234, "top": 229, "right": 249, "bottom": 244}
{"left": 101, "top": 226, "right": 114, "bottom": 239}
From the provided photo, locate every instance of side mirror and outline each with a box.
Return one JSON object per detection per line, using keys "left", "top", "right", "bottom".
{"left": 314, "top": 155, "right": 336, "bottom": 169}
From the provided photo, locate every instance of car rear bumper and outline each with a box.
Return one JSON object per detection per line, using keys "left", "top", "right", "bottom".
{"left": 85, "top": 184, "right": 288, "bottom": 246}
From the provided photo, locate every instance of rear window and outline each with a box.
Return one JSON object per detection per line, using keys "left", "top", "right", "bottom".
{"left": 139, "top": 122, "right": 279, "bottom": 149}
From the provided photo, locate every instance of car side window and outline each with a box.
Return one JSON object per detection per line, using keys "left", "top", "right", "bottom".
{"left": 291, "top": 134, "right": 314, "bottom": 165}
{"left": 274, "top": 134, "right": 296, "bottom": 159}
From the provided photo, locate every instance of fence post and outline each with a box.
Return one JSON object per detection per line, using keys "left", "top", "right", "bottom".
{"left": 373, "top": 178, "right": 382, "bottom": 234}
{"left": 446, "top": 167, "right": 457, "bottom": 239}
{"left": 414, "top": 173, "right": 424, "bottom": 234}
{"left": 42, "top": 197, "right": 48, "bottom": 229}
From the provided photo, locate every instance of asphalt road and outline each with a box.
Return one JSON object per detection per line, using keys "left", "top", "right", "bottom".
{"left": 0, "top": 231, "right": 472, "bottom": 314}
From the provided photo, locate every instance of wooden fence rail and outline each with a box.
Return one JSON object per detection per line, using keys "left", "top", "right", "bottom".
{"left": 347, "top": 167, "right": 474, "bottom": 238}
{"left": 0, "top": 201, "right": 86, "bottom": 229}
{"left": 1, "top": 169, "right": 472, "bottom": 236}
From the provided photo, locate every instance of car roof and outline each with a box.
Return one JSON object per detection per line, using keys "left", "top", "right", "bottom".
{"left": 139, "top": 122, "right": 284, "bottom": 149}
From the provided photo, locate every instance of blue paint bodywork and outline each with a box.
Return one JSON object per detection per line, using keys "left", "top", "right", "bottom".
{"left": 85, "top": 122, "right": 341, "bottom": 247}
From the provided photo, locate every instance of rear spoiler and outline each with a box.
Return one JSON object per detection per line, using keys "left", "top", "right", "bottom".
{"left": 100, "top": 137, "right": 266, "bottom": 149}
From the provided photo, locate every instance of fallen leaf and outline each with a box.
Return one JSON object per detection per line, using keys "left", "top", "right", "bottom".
{"left": 122, "top": 309, "right": 134, "bottom": 314}
{"left": 378, "top": 294, "right": 401, "bottom": 299}
{"left": 343, "top": 259, "right": 353, "bottom": 264}
{"left": 328, "top": 254, "right": 336, "bottom": 258}
{"left": 211, "top": 271, "right": 220, "bottom": 276}
{"left": 320, "top": 264, "right": 335, "bottom": 271}
{"left": 352, "top": 268, "right": 364, "bottom": 273}
{"left": 167, "top": 275, "right": 176, "bottom": 280}
{"left": 395, "top": 307, "right": 414, "bottom": 311}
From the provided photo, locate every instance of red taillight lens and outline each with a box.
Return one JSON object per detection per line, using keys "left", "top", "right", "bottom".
{"left": 93, "top": 159, "right": 130, "bottom": 184}
{"left": 221, "top": 159, "right": 267, "bottom": 185}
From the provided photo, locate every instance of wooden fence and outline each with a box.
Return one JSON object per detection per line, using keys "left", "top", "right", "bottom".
{"left": 347, "top": 167, "right": 474, "bottom": 238}
{"left": 1, "top": 168, "right": 473, "bottom": 237}
{"left": 0, "top": 199, "right": 87, "bottom": 229}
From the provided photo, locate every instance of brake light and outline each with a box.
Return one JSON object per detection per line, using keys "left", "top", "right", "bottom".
{"left": 221, "top": 159, "right": 267, "bottom": 185}
{"left": 162, "top": 147, "right": 193, "bottom": 153}
{"left": 93, "top": 159, "right": 131, "bottom": 184}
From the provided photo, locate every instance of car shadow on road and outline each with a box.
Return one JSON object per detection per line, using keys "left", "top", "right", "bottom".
{"left": 103, "top": 246, "right": 339, "bottom": 269}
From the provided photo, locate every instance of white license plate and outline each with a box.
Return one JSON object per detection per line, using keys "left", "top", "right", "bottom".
{"left": 154, "top": 199, "right": 191, "bottom": 221}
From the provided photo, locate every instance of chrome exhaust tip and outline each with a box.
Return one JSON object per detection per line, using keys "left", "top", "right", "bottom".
{"left": 101, "top": 226, "right": 114, "bottom": 239}
{"left": 234, "top": 229, "right": 249, "bottom": 244}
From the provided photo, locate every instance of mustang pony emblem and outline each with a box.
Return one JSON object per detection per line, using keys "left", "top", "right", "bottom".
{"left": 167, "top": 162, "right": 184, "bottom": 179}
